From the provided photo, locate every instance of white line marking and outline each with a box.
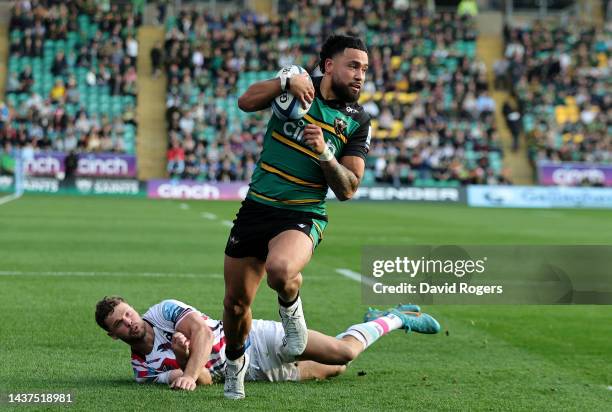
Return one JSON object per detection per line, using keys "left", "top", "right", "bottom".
{"left": 221, "top": 220, "right": 233, "bottom": 228}
{"left": 0, "top": 270, "right": 222, "bottom": 279}
{"left": 0, "top": 193, "right": 21, "bottom": 206}
{"left": 0, "top": 270, "right": 333, "bottom": 281}
{"left": 179, "top": 203, "right": 190, "bottom": 210}
{"left": 335, "top": 268, "right": 376, "bottom": 286}
{"left": 607, "top": 385, "right": 612, "bottom": 391}
{"left": 201, "top": 212, "right": 218, "bottom": 220}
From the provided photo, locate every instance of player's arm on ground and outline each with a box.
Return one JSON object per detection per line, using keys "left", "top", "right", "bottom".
{"left": 166, "top": 364, "right": 213, "bottom": 387}
{"left": 304, "top": 120, "right": 371, "bottom": 201}
{"left": 168, "top": 332, "right": 213, "bottom": 387}
{"left": 237, "top": 73, "right": 314, "bottom": 112}
{"left": 170, "top": 312, "right": 214, "bottom": 390}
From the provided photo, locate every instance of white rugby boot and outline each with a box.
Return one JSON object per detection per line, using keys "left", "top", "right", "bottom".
{"left": 224, "top": 352, "right": 249, "bottom": 399}
{"left": 278, "top": 296, "right": 308, "bottom": 360}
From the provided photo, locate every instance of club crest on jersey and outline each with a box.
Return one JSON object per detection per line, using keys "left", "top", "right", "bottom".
{"left": 334, "top": 118, "right": 347, "bottom": 137}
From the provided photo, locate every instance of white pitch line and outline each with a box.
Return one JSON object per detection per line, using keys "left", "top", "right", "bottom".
{"left": 0, "top": 270, "right": 334, "bottom": 281}
{"left": 201, "top": 212, "right": 218, "bottom": 220}
{"left": 179, "top": 203, "right": 190, "bottom": 210}
{"left": 607, "top": 385, "right": 612, "bottom": 391}
{"left": 0, "top": 193, "right": 21, "bottom": 206}
{"left": 335, "top": 268, "right": 376, "bottom": 286}
{"left": 221, "top": 220, "right": 233, "bottom": 228}
{"left": 0, "top": 270, "right": 222, "bottom": 279}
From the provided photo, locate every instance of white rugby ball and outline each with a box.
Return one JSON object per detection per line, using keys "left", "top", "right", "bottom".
{"left": 272, "top": 65, "right": 312, "bottom": 121}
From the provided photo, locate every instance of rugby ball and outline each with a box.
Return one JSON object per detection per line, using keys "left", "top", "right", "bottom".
{"left": 272, "top": 65, "right": 312, "bottom": 121}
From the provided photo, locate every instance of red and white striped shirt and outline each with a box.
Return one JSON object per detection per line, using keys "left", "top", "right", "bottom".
{"left": 131, "top": 299, "right": 226, "bottom": 384}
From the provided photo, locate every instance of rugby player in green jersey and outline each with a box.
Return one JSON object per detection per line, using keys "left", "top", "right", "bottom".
{"left": 222, "top": 34, "right": 372, "bottom": 399}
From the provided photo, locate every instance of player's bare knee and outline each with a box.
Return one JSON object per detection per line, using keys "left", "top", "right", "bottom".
{"left": 265, "top": 257, "right": 292, "bottom": 279}
{"left": 223, "top": 295, "right": 249, "bottom": 318}
{"left": 265, "top": 259, "right": 292, "bottom": 290}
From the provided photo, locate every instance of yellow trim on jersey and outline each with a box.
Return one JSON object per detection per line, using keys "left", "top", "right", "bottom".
{"left": 260, "top": 162, "right": 324, "bottom": 189}
{"left": 312, "top": 221, "right": 324, "bottom": 240}
{"left": 303, "top": 114, "right": 347, "bottom": 143}
{"left": 271, "top": 131, "right": 318, "bottom": 159}
{"left": 249, "top": 190, "right": 322, "bottom": 205}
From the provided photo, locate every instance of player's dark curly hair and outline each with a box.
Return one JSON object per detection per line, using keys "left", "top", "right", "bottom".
{"left": 319, "top": 34, "right": 368, "bottom": 73}
{"left": 95, "top": 296, "right": 125, "bottom": 331}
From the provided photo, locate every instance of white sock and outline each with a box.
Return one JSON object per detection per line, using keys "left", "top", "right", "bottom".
{"left": 278, "top": 295, "right": 302, "bottom": 314}
{"left": 336, "top": 313, "right": 403, "bottom": 350}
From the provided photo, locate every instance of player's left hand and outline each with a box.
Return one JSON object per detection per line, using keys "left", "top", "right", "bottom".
{"left": 172, "top": 332, "right": 190, "bottom": 351}
{"left": 303, "top": 124, "right": 325, "bottom": 155}
{"left": 170, "top": 375, "right": 197, "bottom": 391}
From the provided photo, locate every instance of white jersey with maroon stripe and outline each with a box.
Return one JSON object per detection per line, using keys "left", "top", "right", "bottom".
{"left": 130, "top": 299, "right": 226, "bottom": 384}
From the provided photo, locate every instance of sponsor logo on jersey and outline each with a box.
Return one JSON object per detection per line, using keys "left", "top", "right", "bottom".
{"left": 283, "top": 119, "right": 307, "bottom": 142}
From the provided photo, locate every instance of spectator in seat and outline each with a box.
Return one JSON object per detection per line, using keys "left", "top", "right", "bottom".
{"left": 167, "top": 140, "right": 185, "bottom": 178}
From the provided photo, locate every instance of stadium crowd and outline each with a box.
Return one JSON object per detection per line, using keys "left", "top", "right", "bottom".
{"left": 1, "top": 0, "right": 140, "bottom": 156}
{"left": 497, "top": 20, "right": 610, "bottom": 166}
{"left": 161, "top": 1, "right": 510, "bottom": 186}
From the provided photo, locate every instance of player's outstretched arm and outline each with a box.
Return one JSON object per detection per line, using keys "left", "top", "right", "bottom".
{"left": 303, "top": 124, "right": 364, "bottom": 200}
{"left": 167, "top": 367, "right": 213, "bottom": 387}
{"left": 170, "top": 333, "right": 213, "bottom": 386}
{"left": 238, "top": 73, "right": 314, "bottom": 112}
{"left": 169, "top": 312, "right": 214, "bottom": 390}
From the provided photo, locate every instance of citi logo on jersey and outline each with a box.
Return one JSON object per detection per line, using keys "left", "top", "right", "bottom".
{"left": 282, "top": 119, "right": 337, "bottom": 156}
{"left": 283, "top": 119, "right": 307, "bottom": 142}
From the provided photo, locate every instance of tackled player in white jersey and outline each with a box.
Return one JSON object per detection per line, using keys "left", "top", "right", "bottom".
{"left": 95, "top": 297, "right": 440, "bottom": 390}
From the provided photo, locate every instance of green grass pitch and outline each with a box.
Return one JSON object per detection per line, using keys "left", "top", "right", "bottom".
{"left": 1, "top": 195, "right": 611, "bottom": 411}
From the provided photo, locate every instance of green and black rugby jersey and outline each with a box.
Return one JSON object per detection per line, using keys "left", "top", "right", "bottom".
{"left": 246, "top": 76, "right": 372, "bottom": 216}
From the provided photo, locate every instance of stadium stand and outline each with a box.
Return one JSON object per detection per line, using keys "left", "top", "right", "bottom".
{"left": 501, "top": 20, "right": 610, "bottom": 167}
{"left": 1, "top": 0, "right": 140, "bottom": 155}
{"left": 162, "top": 1, "right": 510, "bottom": 186}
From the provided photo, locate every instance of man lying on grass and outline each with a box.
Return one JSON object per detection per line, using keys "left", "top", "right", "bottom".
{"left": 95, "top": 297, "right": 440, "bottom": 391}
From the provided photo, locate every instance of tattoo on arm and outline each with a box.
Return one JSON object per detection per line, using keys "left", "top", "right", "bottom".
{"left": 319, "top": 158, "right": 359, "bottom": 201}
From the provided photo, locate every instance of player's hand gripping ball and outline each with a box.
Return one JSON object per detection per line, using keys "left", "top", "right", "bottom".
{"left": 272, "top": 65, "right": 314, "bottom": 121}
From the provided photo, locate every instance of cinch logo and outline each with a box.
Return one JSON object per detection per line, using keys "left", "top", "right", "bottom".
{"left": 158, "top": 183, "right": 221, "bottom": 200}
{"left": 78, "top": 157, "right": 129, "bottom": 176}
{"left": 283, "top": 119, "right": 307, "bottom": 142}
{"left": 552, "top": 168, "right": 605, "bottom": 185}
{"left": 25, "top": 156, "right": 61, "bottom": 175}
